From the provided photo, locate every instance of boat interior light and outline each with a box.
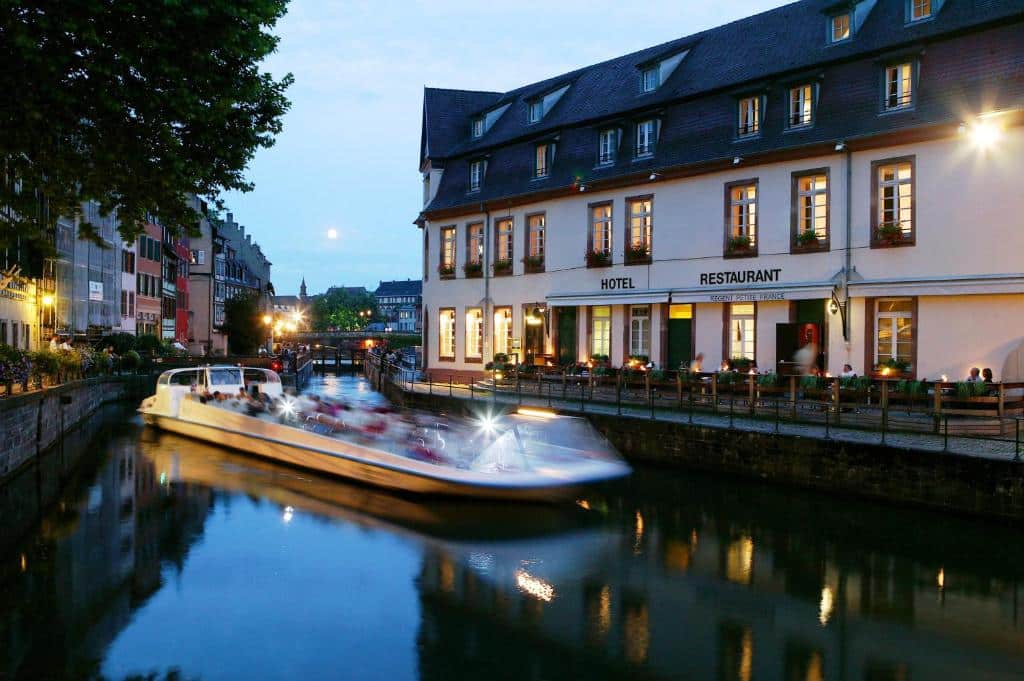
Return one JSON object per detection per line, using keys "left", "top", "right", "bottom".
{"left": 517, "top": 407, "right": 558, "bottom": 419}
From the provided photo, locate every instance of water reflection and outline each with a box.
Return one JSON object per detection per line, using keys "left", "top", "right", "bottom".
{"left": 1, "top": 375, "right": 1023, "bottom": 680}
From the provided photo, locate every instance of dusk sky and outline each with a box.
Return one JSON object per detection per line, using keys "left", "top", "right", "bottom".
{"left": 223, "top": 0, "right": 788, "bottom": 297}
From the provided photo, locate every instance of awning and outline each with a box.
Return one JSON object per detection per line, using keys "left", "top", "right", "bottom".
{"left": 547, "top": 289, "right": 671, "bottom": 307}
{"left": 669, "top": 283, "right": 834, "bottom": 304}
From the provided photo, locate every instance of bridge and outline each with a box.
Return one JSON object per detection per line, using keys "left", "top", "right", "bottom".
{"left": 291, "top": 331, "right": 421, "bottom": 375}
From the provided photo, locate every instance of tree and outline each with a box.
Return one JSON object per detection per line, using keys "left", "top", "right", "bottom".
{"left": 311, "top": 288, "right": 378, "bottom": 331}
{"left": 223, "top": 293, "right": 263, "bottom": 355}
{"left": 0, "top": 0, "right": 293, "bottom": 257}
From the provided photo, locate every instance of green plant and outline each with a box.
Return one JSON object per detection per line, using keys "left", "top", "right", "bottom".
{"left": 522, "top": 254, "right": 544, "bottom": 271}
{"left": 585, "top": 249, "right": 611, "bottom": 267}
{"left": 437, "top": 262, "right": 455, "bottom": 277}
{"left": 730, "top": 357, "right": 754, "bottom": 371}
{"left": 757, "top": 372, "right": 780, "bottom": 387}
{"left": 122, "top": 350, "right": 142, "bottom": 370}
{"left": 795, "top": 229, "right": 820, "bottom": 246}
{"left": 98, "top": 332, "right": 137, "bottom": 355}
{"left": 463, "top": 262, "right": 482, "bottom": 277}
{"left": 840, "top": 376, "right": 872, "bottom": 391}
{"left": 877, "top": 221, "right": 904, "bottom": 243}
{"left": 628, "top": 355, "right": 650, "bottom": 365}
{"left": 649, "top": 369, "right": 665, "bottom": 381}
{"left": 716, "top": 371, "right": 736, "bottom": 385}
{"left": 972, "top": 380, "right": 990, "bottom": 397}
{"left": 727, "top": 235, "right": 753, "bottom": 253}
{"left": 30, "top": 349, "right": 60, "bottom": 386}
{"left": 956, "top": 381, "right": 972, "bottom": 398}
{"left": 897, "top": 379, "right": 927, "bottom": 396}
{"left": 877, "top": 357, "right": 910, "bottom": 373}
{"left": 493, "top": 258, "right": 513, "bottom": 274}
{"left": 624, "top": 243, "right": 650, "bottom": 262}
{"left": 800, "top": 375, "right": 826, "bottom": 390}
{"left": 136, "top": 334, "right": 163, "bottom": 356}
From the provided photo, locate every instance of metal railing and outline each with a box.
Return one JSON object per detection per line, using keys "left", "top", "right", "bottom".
{"left": 365, "top": 355, "right": 1024, "bottom": 460}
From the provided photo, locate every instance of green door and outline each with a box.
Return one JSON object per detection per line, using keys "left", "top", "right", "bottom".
{"left": 557, "top": 307, "right": 577, "bottom": 366}
{"left": 667, "top": 304, "right": 693, "bottom": 370}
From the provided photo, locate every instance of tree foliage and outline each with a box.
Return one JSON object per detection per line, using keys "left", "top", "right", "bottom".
{"left": 0, "top": 0, "right": 293, "bottom": 257}
{"left": 223, "top": 292, "right": 263, "bottom": 355}
{"left": 311, "top": 288, "right": 378, "bottom": 331}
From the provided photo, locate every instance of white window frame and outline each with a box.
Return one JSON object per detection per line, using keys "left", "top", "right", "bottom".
{"left": 598, "top": 129, "right": 617, "bottom": 165}
{"left": 469, "top": 160, "right": 483, "bottom": 192}
{"left": 635, "top": 119, "right": 656, "bottom": 157}
{"left": 629, "top": 306, "right": 651, "bottom": 357}
{"left": 641, "top": 67, "right": 658, "bottom": 93}
{"left": 591, "top": 306, "right": 611, "bottom": 358}
{"left": 874, "top": 298, "right": 914, "bottom": 367}
{"left": 471, "top": 117, "right": 484, "bottom": 138}
{"left": 910, "top": 0, "right": 931, "bottom": 22}
{"left": 729, "top": 184, "right": 758, "bottom": 245}
{"left": 495, "top": 218, "right": 513, "bottom": 263}
{"left": 591, "top": 203, "right": 612, "bottom": 255}
{"left": 467, "top": 222, "right": 483, "bottom": 265}
{"left": 788, "top": 84, "right": 813, "bottom": 128}
{"left": 528, "top": 100, "right": 542, "bottom": 124}
{"left": 527, "top": 213, "right": 545, "bottom": 259}
{"left": 627, "top": 198, "right": 652, "bottom": 254}
{"left": 465, "top": 308, "right": 483, "bottom": 359}
{"left": 877, "top": 161, "right": 913, "bottom": 238}
{"left": 729, "top": 303, "right": 756, "bottom": 361}
{"left": 830, "top": 13, "right": 851, "bottom": 43}
{"left": 534, "top": 143, "right": 550, "bottom": 178}
{"left": 797, "top": 173, "right": 828, "bottom": 239}
{"left": 738, "top": 96, "right": 761, "bottom": 137}
{"left": 493, "top": 307, "right": 513, "bottom": 357}
{"left": 440, "top": 226, "right": 456, "bottom": 271}
{"left": 884, "top": 63, "right": 914, "bottom": 111}
{"left": 439, "top": 308, "right": 456, "bottom": 360}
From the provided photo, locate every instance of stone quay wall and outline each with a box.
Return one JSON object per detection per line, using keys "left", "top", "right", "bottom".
{"left": 0, "top": 376, "right": 152, "bottom": 483}
{"left": 378, "top": 379, "right": 1024, "bottom": 522}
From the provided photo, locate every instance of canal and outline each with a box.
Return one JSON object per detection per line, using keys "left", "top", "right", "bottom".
{"left": 2, "top": 374, "right": 1023, "bottom": 680}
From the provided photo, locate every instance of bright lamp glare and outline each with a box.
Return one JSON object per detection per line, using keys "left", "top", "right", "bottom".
{"left": 478, "top": 414, "right": 498, "bottom": 435}
{"left": 967, "top": 120, "right": 1001, "bottom": 150}
{"left": 280, "top": 397, "right": 297, "bottom": 417}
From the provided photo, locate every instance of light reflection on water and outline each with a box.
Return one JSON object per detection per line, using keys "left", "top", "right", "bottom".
{"left": 1, "top": 374, "right": 1023, "bottom": 680}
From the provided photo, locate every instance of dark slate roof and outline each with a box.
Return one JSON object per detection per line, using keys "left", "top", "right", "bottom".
{"left": 374, "top": 279, "right": 423, "bottom": 297}
{"left": 273, "top": 295, "right": 300, "bottom": 306}
{"left": 421, "top": 88, "right": 503, "bottom": 162}
{"left": 421, "top": 0, "right": 1024, "bottom": 214}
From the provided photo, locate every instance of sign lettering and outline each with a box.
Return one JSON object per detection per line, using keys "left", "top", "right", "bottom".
{"left": 600, "top": 277, "right": 636, "bottom": 290}
{"left": 699, "top": 269, "right": 782, "bottom": 286}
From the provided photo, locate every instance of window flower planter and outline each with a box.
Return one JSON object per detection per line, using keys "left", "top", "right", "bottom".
{"left": 726, "top": 235, "right": 755, "bottom": 257}
{"left": 462, "top": 262, "right": 482, "bottom": 278}
{"left": 875, "top": 221, "right": 910, "bottom": 247}
{"left": 624, "top": 244, "right": 651, "bottom": 265}
{"left": 585, "top": 249, "right": 612, "bottom": 268}
{"left": 522, "top": 255, "right": 545, "bottom": 273}
{"left": 493, "top": 259, "right": 513, "bottom": 276}
{"left": 793, "top": 230, "right": 825, "bottom": 252}
{"left": 437, "top": 263, "right": 455, "bottom": 279}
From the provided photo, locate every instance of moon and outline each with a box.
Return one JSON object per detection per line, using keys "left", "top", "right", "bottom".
{"left": 326, "top": 228, "right": 338, "bottom": 240}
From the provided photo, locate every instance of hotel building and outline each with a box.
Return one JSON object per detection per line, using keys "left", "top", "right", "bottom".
{"left": 416, "top": 0, "right": 1024, "bottom": 381}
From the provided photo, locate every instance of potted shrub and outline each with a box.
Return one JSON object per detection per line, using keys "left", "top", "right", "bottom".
{"left": 795, "top": 229, "right": 821, "bottom": 250}
{"left": 463, "top": 262, "right": 482, "bottom": 278}
{"left": 874, "top": 357, "right": 910, "bottom": 378}
{"left": 122, "top": 350, "right": 142, "bottom": 374}
{"left": 493, "top": 258, "right": 513, "bottom": 276}
{"left": 585, "top": 249, "right": 612, "bottom": 268}
{"left": 437, "top": 262, "right": 455, "bottom": 278}
{"left": 522, "top": 255, "right": 545, "bottom": 273}
{"left": 730, "top": 357, "right": 754, "bottom": 373}
{"left": 726, "top": 235, "right": 754, "bottom": 255}
{"left": 624, "top": 243, "right": 650, "bottom": 264}
{"left": 876, "top": 221, "right": 905, "bottom": 245}
{"left": 31, "top": 349, "right": 60, "bottom": 388}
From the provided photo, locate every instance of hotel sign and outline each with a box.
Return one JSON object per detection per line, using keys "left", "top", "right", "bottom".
{"left": 600, "top": 277, "right": 637, "bottom": 290}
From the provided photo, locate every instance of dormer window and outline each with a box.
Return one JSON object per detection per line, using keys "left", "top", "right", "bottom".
{"left": 534, "top": 143, "right": 552, "bottom": 178}
{"left": 471, "top": 117, "right": 484, "bottom": 138}
{"left": 528, "top": 100, "right": 542, "bottom": 124}
{"left": 641, "top": 67, "right": 658, "bottom": 93}
{"left": 788, "top": 84, "right": 814, "bottom": 128}
{"left": 830, "top": 12, "right": 851, "bottom": 43}
{"left": 738, "top": 96, "right": 761, "bottom": 138}
{"left": 883, "top": 62, "right": 914, "bottom": 111}
{"left": 598, "top": 128, "right": 618, "bottom": 165}
{"left": 909, "top": 0, "right": 931, "bottom": 21}
{"left": 469, "top": 160, "right": 485, "bottom": 192}
{"left": 635, "top": 120, "right": 657, "bottom": 158}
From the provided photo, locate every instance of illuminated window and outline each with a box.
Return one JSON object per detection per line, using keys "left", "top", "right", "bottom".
{"left": 794, "top": 172, "right": 828, "bottom": 246}
{"left": 465, "top": 308, "right": 483, "bottom": 359}
{"left": 466, "top": 222, "right": 483, "bottom": 265}
{"left": 591, "top": 203, "right": 612, "bottom": 257}
{"left": 738, "top": 96, "right": 760, "bottom": 137}
{"left": 728, "top": 182, "right": 758, "bottom": 251}
{"left": 534, "top": 143, "right": 551, "bottom": 178}
{"left": 875, "top": 299, "right": 914, "bottom": 368}
{"left": 635, "top": 119, "right": 656, "bottom": 157}
{"left": 438, "top": 308, "right": 455, "bottom": 360}
{"left": 440, "top": 226, "right": 456, "bottom": 276}
{"left": 884, "top": 63, "right": 914, "bottom": 110}
{"left": 910, "top": 0, "right": 931, "bottom": 21}
{"left": 598, "top": 129, "right": 617, "bottom": 165}
{"left": 493, "top": 307, "right": 513, "bottom": 357}
{"left": 875, "top": 159, "right": 914, "bottom": 242}
{"left": 495, "top": 217, "right": 513, "bottom": 269}
{"left": 469, "top": 160, "right": 484, "bottom": 192}
{"left": 627, "top": 197, "right": 652, "bottom": 260}
{"left": 729, "top": 303, "right": 755, "bottom": 360}
{"left": 630, "top": 306, "right": 650, "bottom": 357}
{"left": 830, "top": 13, "right": 850, "bottom": 43}
{"left": 527, "top": 213, "right": 545, "bottom": 260}
{"left": 788, "top": 84, "right": 813, "bottom": 128}
{"left": 591, "top": 306, "right": 611, "bottom": 357}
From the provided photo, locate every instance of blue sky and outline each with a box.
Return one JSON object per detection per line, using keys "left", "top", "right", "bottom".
{"left": 224, "top": 0, "right": 788, "bottom": 297}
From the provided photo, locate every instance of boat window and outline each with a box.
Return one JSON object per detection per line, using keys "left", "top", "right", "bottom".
{"left": 244, "top": 369, "right": 267, "bottom": 384}
{"left": 209, "top": 368, "right": 243, "bottom": 386}
{"left": 158, "top": 374, "right": 171, "bottom": 385}
{"left": 169, "top": 370, "right": 201, "bottom": 386}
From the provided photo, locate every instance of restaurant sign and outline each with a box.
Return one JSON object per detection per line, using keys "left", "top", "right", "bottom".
{"left": 699, "top": 268, "right": 782, "bottom": 286}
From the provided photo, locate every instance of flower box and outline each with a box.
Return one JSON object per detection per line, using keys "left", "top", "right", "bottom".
{"left": 585, "top": 249, "right": 612, "bottom": 268}
{"left": 522, "top": 255, "right": 545, "bottom": 273}
{"left": 624, "top": 244, "right": 651, "bottom": 265}
{"left": 726, "top": 235, "right": 756, "bottom": 257}
{"left": 437, "top": 263, "right": 455, "bottom": 279}
{"left": 493, "top": 259, "right": 513, "bottom": 276}
{"left": 793, "top": 230, "right": 826, "bottom": 252}
{"left": 463, "top": 262, "right": 482, "bottom": 278}
{"left": 875, "top": 222, "right": 909, "bottom": 246}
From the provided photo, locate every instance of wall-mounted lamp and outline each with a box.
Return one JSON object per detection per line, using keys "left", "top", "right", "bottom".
{"left": 732, "top": 156, "right": 742, "bottom": 165}
{"left": 828, "top": 299, "right": 840, "bottom": 316}
{"left": 834, "top": 141, "right": 846, "bottom": 152}
{"left": 578, "top": 183, "right": 587, "bottom": 192}
{"left": 526, "top": 307, "right": 544, "bottom": 326}
{"left": 649, "top": 172, "right": 661, "bottom": 181}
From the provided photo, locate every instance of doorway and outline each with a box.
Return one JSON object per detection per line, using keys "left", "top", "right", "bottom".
{"left": 667, "top": 304, "right": 693, "bottom": 370}
{"left": 524, "top": 305, "right": 546, "bottom": 365}
{"left": 557, "top": 307, "right": 577, "bottom": 366}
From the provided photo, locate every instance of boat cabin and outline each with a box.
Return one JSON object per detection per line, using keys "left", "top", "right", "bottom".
{"left": 152, "top": 365, "right": 284, "bottom": 414}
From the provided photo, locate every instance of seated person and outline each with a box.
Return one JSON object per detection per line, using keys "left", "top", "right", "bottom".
{"left": 982, "top": 367, "right": 995, "bottom": 384}
{"left": 840, "top": 364, "right": 857, "bottom": 378}
{"left": 966, "top": 367, "right": 982, "bottom": 382}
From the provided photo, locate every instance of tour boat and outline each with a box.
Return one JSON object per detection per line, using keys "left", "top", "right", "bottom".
{"left": 138, "top": 366, "right": 631, "bottom": 501}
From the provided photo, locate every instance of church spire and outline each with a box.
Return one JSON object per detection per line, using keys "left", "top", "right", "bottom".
{"left": 299, "top": 277, "right": 307, "bottom": 299}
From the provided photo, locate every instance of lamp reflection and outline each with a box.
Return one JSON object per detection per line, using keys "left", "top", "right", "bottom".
{"left": 515, "top": 569, "right": 555, "bottom": 602}
{"left": 725, "top": 536, "right": 754, "bottom": 585}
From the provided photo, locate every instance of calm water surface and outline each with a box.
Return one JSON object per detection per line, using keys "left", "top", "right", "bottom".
{"left": 2, "top": 374, "right": 1023, "bottom": 680}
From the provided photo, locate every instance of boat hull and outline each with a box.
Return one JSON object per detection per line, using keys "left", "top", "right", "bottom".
{"left": 144, "top": 411, "right": 610, "bottom": 501}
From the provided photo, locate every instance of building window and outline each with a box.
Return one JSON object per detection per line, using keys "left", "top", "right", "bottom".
{"left": 439, "top": 226, "right": 456, "bottom": 277}
{"left": 641, "top": 67, "right": 658, "bottom": 93}
{"left": 872, "top": 157, "right": 915, "bottom": 246}
{"left": 469, "top": 160, "right": 484, "bottom": 192}
{"left": 729, "top": 303, "right": 755, "bottom": 361}
{"left": 830, "top": 13, "right": 851, "bottom": 43}
{"left": 589, "top": 202, "right": 613, "bottom": 265}
{"left": 630, "top": 306, "right": 650, "bottom": 358}
{"left": 726, "top": 181, "right": 758, "bottom": 255}
{"left": 493, "top": 307, "right": 513, "bottom": 358}
{"left": 884, "top": 63, "right": 914, "bottom": 110}
{"left": 526, "top": 213, "right": 545, "bottom": 269}
{"left": 598, "top": 129, "right": 617, "bottom": 165}
{"left": 466, "top": 222, "right": 483, "bottom": 266}
{"left": 788, "top": 84, "right": 813, "bottom": 128}
{"left": 738, "top": 96, "right": 761, "bottom": 137}
{"left": 591, "top": 306, "right": 611, "bottom": 358}
{"left": 121, "top": 250, "right": 135, "bottom": 274}
{"left": 495, "top": 217, "right": 513, "bottom": 274}
{"left": 635, "top": 119, "right": 656, "bottom": 157}
{"left": 910, "top": 0, "right": 931, "bottom": 21}
{"left": 792, "top": 171, "right": 829, "bottom": 250}
{"left": 465, "top": 308, "right": 483, "bottom": 360}
{"left": 439, "top": 308, "right": 455, "bottom": 360}
{"left": 472, "top": 117, "right": 483, "bottom": 138}
{"left": 626, "top": 197, "right": 652, "bottom": 263}
{"left": 875, "top": 299, "right": 914, "bottom": 369}
{"left": 528, "top": 100, "right": 542, "bottom": 124}
{"left": 534, "top": 143, "right": 551, "bottom": 178}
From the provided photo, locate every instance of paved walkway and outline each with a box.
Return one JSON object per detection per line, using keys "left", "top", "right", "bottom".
{"left": 391, "top": 377, "right": 1023, "bottom": 464}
